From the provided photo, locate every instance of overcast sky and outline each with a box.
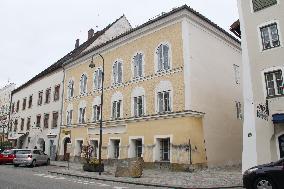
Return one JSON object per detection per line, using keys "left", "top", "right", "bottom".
{"left": 0, "top": 0, "right": 239, "bottom": 89}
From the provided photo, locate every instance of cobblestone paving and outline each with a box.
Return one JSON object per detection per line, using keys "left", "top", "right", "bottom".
{"left": 46, "top": 161, "right": 243, "bottom": 188}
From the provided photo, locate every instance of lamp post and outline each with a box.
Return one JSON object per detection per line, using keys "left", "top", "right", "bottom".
{"left": 89, "top": 53, "right": 104, "bottom": 175}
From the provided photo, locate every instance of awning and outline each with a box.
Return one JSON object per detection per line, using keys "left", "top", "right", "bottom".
{"left": 272, "top": 113, "right": 284, "bottom": 124}
{"left": 8, "top": 133, "right": 24, "bottom": 140}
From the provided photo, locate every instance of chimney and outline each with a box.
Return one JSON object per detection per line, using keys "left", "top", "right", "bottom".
{"left": 88, "top": 28, "right": 94, "bottom": 40}
{"left": 75, "top": 39, "right": 79, "bottom": 49}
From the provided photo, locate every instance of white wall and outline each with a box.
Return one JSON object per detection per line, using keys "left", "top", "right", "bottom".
{"left": 182, "top": 17, "right": 243, "bottom": 166}
{"left": 10, "top": 69, "right": 64, "bottom": 157}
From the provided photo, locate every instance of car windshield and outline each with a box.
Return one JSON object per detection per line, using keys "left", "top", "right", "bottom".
{"left": 1, "top": 150, "right": 12, "bottom": 155}
{"left": 16, "top": 150, "right": 31, "bottom": 154}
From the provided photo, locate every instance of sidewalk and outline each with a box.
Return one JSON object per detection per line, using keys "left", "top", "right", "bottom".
{"left": 49, "top": 161, "right": 243, "bottom": 189}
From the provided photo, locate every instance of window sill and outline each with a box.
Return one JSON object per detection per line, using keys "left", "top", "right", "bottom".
{"left": 266, "top": 94, "right": 284, "bottom": 99}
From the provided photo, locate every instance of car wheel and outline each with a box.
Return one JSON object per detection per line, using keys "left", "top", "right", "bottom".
{"left": 29, "top": 160, "right": 36, "bottom": 168}
{"left": 14, "top": 164, "right": 19, "bottom": 167}
{"left": 46, "top": 159, "right": 50, "bottom": 166}
{"left": 254, "top": 177, "right": 275, "bottom": 189}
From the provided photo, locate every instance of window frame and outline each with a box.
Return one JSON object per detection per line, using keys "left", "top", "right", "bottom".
{"left": 80, "top": 74, "right": 88, "bottom": 95}
{"left": 112, "top": 100, "right": 122, "bottom": 119}
{"left": 264, "top": 69, "right": 283, "bottom": 98}
{"left": 36, "top": 114, "right": 41, "bottom": 128}
{"left": 38, "top": 91, "right": 43, "bottom": 106}
{"left": 22, "top": 98, "right": 27, "bottom": 110}
{"left": 133, "top": 95, "right": 144, "bottom": 117}
{"left": 54, "top": 84, "right": 60, "bottom": 101}
{"left": 93, "top": 68, "right": 103, "bottom": 91}
{"left": 92, "top": 104, "right": 101, "bottom": 122}
{"left": 233, "top": 64, "right": 241, "bottom": 84}
{"left": 66, "top": 110, "right": 73, "bottom": 126}
{"left": 26, "top": 117, "right": 31, "bottom": 131}
{"left": 28, "top": 95, "right": 33, "bottom": 108}
{"left": 112, "top": 60, "right": 123, "bottom": 85}
{"left": 52, "top": 112, "right": 59, "bottom": 128}
{"left": 44, "top": 113, "right": 49, "bottom": 129}
{"left": 132, "top": 52, "right": 144, "bottom": 79}
{"left": 155, "top": 42, "right": 172, "bottom": 73}
{"left": 67, "top": 79, "right": 74, "bottom": 98}
{"left": 157, "top": 90, "right": 172, "bottom": 113}
{"left": 45, "top": 88, "right": 51, "bottom": 104}
{"left": 78, "top": 107, "right": 86, "bottom": 124}
{"left": 251, "top": 0, "right": 278, "bottom": 12}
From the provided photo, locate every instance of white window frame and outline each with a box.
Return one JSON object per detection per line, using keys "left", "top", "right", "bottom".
{"left": 264, "top": 70, "right": 283, "bottom": 98}
{"left": 154, "top": 42, "right": 172, "bottom": 73}
{"left": 74, "top": 139, "right": 84, "bottom": 156}
{"left": 112, "top": 60, "right": 123, "bottom": 85}
{"left": 235, "top": 101, "right": 242, "bottom": 120}
{"left": 261, "top": 66, "right": 284, "bottom": 98}
{"left": 155, "top": 81, "right": 173, "bottom": 113}
{"left": 111, "top": 92, "right": 123, "bottom": 119}
{"left": 132, "top": 52, "right": 145, "bottom": 79}
{"left": 80, "top": 73, "right": 88, "bottom": 95}
{"left": 93, "top": 67, "right": 103, "bottom": 91}
{"left": 153, "top": 135, "right": 173, "bottom": 162}
{"left": 67, "top": 79, "right": 74, "bottom": 98}
{"left": 128, "top": 136, "right": 144, "bottom": 158}
{"left": 108, "top": 137, "right": 121, "bottom": 159}
{"left": 92, "top": 104, "right": 101, "bottom": 122}
{"left": 257, "top": 20, "right": 282, "bottom": 52}
{"left": 66, "top": 110, "right": 73, "bottom": 126}
{"left": 78, "top": 100, "right": 87, "bottom": 124}
{"left": 131, "top": 87, "right": 146, "bottom": 117}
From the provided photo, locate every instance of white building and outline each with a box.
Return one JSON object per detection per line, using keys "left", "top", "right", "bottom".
{"left": 8, "top": 15, "right": 131, "bottom": 160}
{"left": 0, "top": 83, "right": 16, "bottom": 143}
{"left": 236, "top": 0, "right": 284, "bottom": 172}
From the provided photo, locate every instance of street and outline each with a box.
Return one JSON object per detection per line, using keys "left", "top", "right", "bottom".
{"left": 0, "top": 165, "right": 166, "bottom": 189}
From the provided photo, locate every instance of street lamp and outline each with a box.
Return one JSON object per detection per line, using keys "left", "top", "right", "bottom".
{"left": 89, "top": 53, "right": 104, "bottom": 175}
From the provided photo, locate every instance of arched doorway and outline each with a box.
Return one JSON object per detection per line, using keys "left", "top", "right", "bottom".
{"left": 63, "top": 137, "right": 71, "bottom": 161}
{"left": 278, "top": 134, "right": 284, "bottom": 158}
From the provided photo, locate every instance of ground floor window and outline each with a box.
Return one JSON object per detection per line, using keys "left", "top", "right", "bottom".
{"left": 109, "top": 139, "right": 120, "bottom": 159}
{"left": 135, "top": 139, "right": 143, "bottom": 157}
{"left": 160, "top": 138, "right": 170, "bottom": 161}
{"left": 90, "top": 140, "right": 98, "bottom": 158}
{"left": 75, "top": 140, "right": 83, "bottom": 156}
{"left": 278, "top": 134, "right": 284, "bottom": 158}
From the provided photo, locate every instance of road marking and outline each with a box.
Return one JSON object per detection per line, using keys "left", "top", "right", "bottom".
{"left": 43, "top": 175, "right": 56, "bottom": 178}
{"left": 34, "top": 173, "right": 45, "bottom": 176}
{"left": 113, "top": 187, "right": 128, "bottom": 189}
{"left": 54, "top": 177, "right": 65, "bottom": 180}
{"left": 97, "top": 183, "right": 110, "bottom": 187}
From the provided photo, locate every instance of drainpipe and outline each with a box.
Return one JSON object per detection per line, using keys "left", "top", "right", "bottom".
{"left": 7, "top": 89, "right": 13, "bottom": 145}
{"left": 56, "top": 65, "right": 66, "bottom": 160}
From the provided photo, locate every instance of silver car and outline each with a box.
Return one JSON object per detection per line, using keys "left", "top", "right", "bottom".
{"left": 13, "top": 149, "right": 50, "bottom": 167}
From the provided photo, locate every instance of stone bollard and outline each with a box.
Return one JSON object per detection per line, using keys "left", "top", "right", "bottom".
{"left": 115, "top": 157, "right": 144, "bottom": 178}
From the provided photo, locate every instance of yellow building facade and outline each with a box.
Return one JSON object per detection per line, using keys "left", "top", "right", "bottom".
{"left": 59, "top": 20, "right": 207, "bottom": 166}
{"left": 59, "top": 6, "right": 242, "bottom": 167}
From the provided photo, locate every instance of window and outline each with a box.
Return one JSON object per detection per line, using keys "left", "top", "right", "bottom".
{"left": 52, "top": 112, "right": 59, "bottom": 128}
{"left": 44, "top": 114, "right": 49, "bottom": 129}
{"left": 36, "top": 115, "right": 41, "bottom": 127}
{"left": 113, "top": 61, "right": 122, "bottom": 84}
{"left": 28, "top": 95, "right": 32, "bottom": 108}
{"left": 27, "top": 117, "right": 31, "bottom": 131}
{"left": 13, "top": 119, "right": 18, "bottom": 132}
{"left": 135, "top": 139, "right": 143, "bottom": 157}
{"left": 157, "top": 91, "right": 171, "bottom": 113}
{"left": 93, "top": 105, "right": 101, "bottom": 122}
{"left": 94, "top": 69, "right": 103, "bottom": 90}
{"left": 156, "top": 44, "right": 170, "bottom": 72}
{"left": 133, "top": 53, "right": 143, "bottom": 78}
{"left": 80, "top": 74, "right": 87, "bottom": 94}
{"left": 236, "top": 102, "right": 242, "bottom": 120}
{"left": 112, "top": 100, "right": 122, "bottom": 119}
{"left": 67, "top": 110, "right": 73, "bottom": 126}
{"left": 22, "top": 98, "right": 26, "bottom": 110}
{"left": 16, "top": 100, "right": 20, "bottom": 112}
{"left": 91, "top": 140, "right": 98, "bottom": 158}
{"left": 68, "top": 80, "right": 74, "bottom": 98}
{"left": 45, "top": 88, "right": 51, "bottom": 104}
{"left": 233, "top": 64, "right": 241, "bottom": 84}
{"left": 265, "top": 70, "right": 283, "bottom": 97}
{"left": 110, "top": 139, "right": 120, "bottom": 159}
{"left": 252, "top": 0, "right": 277, "bottom": 12}
{"left": 134, "top": 96, "right": 144, "bottom": 117}
{"left": 20, "top": 118, "right": 24, "bottom": 131}
{"left": 38, "top": 91, "right": 43, "bottom": 106}
{"left": 54, "top": 85, "right": 60, "bottom": 101}
{"left": 260, "top": 23, "right": 280, "bottom": 50}
{"left": 160, "top": 138, "right": 170, "bottom": 161}
{"left": 79, "top": 107, "right": 86, "bottom": 124}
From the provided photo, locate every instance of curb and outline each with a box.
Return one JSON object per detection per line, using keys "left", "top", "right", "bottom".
{"left": 47, "top": 170, "right": 244, "bottom": 189}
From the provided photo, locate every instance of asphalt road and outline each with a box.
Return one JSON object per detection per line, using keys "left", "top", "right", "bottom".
{"left": 0, "top": 164, "right": 165, "bottom": 189}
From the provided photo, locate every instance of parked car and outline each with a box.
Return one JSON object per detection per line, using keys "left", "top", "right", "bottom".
{"left": 243, "top": 158, "right": 284, "bottom": 189}
{"left": 13, "top": 149, "right": 50, "bottom": 167}
{"left": 0, "top": 149, "right": 19, "bottom": 164}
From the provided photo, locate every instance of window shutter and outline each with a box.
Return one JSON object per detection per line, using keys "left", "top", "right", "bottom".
{"left": 163, "top": 45, "right": 169, "bottom": 70}
{"left": 117, "top": 100, "right": 121, "bottom": 118}
{"left": 112, "top": 102, "right": 116, "bottom": 118}
{"left": 134, "top": 97, "right": 137, "bottom": 116}
{"left": 164, "top": 92, "right": 170, "bottom": 111}
{"left": 138, "top": 54, "right": 143, "bottom": 77}
{"left": 158, "top": 46, "right": 163, "bottom": 71}
{"left": 118, "top": 62, "right": 122, "bottom": 83}
{"left": 158, "top": 92, "right": 163, "bottom": 113}
{"left": 94, "top": 71, "right": 98, "bottom": 89}
{"left": 252, "top": 0, "right": 277, "bottom": 12}
{"left": 113, "top": 63, "right": 117, "bottom": 83}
